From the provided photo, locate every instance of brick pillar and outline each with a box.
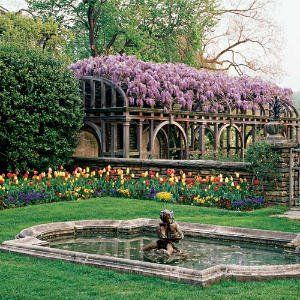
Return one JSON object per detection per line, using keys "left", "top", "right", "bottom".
{"left": 265, "top": 139, "right": 299, "bottom": 205}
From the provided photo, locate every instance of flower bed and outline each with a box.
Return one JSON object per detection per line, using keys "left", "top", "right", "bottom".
{"left": 0, "top": 166, "right": 263, "bottom": 211}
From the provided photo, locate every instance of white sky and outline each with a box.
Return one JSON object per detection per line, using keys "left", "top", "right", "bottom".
{"left": 0, "top": 0, "right": 300, "bottom": 91}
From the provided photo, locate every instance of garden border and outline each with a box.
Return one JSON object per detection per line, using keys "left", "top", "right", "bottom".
{"left": 1, "top": 219, "right": 299, "bottom": 286}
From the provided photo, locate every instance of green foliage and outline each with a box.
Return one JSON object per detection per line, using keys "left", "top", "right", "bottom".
{"left": 0, "top": 44, "right": 83, "bottom": 171}
{"left": 245, "top": 141, "right": 281, "bottom": 186}
{"left": 0, "top": 12, "right": 72, "bottom": 59}
{"left": 27, "top": 0, "right": 217, "bottom": 65}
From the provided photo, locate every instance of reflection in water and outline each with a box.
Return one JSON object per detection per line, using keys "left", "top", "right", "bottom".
{"left": 50, "top": 234, "right": 300, "bottom": 270}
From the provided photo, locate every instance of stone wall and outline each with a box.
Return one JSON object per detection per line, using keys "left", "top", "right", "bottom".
{"left": 266, "top": 140, "right": 299, "bottom": 205}
{"left": 73, "top": 131, "right": 99, "bottom": 158}
{"left": 74, "top": 157, "right": 251, "bottom": 177}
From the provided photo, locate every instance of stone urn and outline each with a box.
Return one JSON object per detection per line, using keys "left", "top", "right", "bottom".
{"left": 265, "top": 121, "right": 286, "bottom": 140}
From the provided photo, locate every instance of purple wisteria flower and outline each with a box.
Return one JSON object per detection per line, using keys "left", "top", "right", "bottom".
{"left": 70, "top": 55, "right": 293, "bottom": 112}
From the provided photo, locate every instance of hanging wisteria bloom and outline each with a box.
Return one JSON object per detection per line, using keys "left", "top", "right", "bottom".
{"left": 70, "top": 55, "right": 293, "bottom": 113}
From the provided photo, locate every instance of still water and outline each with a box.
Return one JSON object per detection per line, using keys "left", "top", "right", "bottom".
{"left": 51, "top": 233, "right": 299, "bottom": 270}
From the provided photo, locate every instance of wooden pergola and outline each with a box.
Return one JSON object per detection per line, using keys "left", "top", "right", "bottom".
{"left": 75, "top": 76, "right": 299, "bottom": 160}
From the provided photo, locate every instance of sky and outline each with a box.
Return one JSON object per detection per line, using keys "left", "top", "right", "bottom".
{"left": 0, "top": 0, "right": 300, "bottom": 91}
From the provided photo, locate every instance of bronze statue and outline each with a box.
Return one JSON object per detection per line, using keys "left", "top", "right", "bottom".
{"left": 142, "top": 209, "right": 184, "bottom": 256}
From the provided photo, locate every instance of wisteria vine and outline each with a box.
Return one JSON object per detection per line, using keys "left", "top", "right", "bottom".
{"left": 70, "top": 55, "right": 293, "bottom": 113}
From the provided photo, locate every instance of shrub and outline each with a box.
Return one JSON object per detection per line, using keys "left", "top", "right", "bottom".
{"left": 0, "top": 44, "right": 83, "bottom": 171}
{"left": 245, "top": 141, "right": 281, "bottom": 187}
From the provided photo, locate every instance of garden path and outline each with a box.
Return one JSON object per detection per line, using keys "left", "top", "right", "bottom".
{"left": 275, "top": 208, "right": 300, "bottom": 220}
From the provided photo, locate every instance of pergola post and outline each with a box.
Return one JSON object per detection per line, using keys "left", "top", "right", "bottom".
{"left": 123, "top": 121, "right": 130, "bottom": 158}
{"left": 137, "top": 121, "right": 143, "bottom": 158}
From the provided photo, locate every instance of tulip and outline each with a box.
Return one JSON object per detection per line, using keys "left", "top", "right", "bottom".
{"left": 253, "top": 179, "right": 260, "bottom": 186}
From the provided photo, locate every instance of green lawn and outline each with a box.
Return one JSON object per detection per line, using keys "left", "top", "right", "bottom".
{"left": 0, "top": 197, "right": 299, "bottom": 299}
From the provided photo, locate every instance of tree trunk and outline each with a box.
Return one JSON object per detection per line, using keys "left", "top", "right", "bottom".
{"left": 87, "top": 3, "right": 99, "bottom": 57}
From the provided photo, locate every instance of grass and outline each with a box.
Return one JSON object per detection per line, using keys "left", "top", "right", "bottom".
{"left": 0, "top": 197, "right": 299, "bottom": 299}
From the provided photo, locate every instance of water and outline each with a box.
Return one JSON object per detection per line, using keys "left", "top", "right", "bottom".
{"left": 50, "top": 233, "right": 300, "bottom": 270}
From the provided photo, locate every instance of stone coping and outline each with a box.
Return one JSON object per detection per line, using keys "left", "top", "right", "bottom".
{"left": 1, "top": 219, "right": 299, "bottom": 286}
{"left": 73, "top": 157, "right": 249, "bottom": 170}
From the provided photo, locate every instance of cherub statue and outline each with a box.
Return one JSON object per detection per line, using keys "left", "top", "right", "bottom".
{"left": 142, "top": 209, "right": 184, "bottom": 256}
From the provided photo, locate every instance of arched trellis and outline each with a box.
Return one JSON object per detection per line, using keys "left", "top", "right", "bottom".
{"left": 73, "top": 121, "right": 102, "bottom": 157}
{"left": 81, "top": 76, "right": 129, "bottom": 108}
{"left": 192, "top": 124, "right": 216, "bottom": 155}
{"left": 74, "top": 76, "right": 300, "bottom": 160}
{"left": 151, "top": 121, "right": 188, "bottom": 159}
{"left": 83, "top": 121, "right": 102, "bottom": 156}
{"left": 217, "top": 124, "right": 244, "bottom": 157}
{"left": 141, "top": 126, "right": 169, "bottom": 159}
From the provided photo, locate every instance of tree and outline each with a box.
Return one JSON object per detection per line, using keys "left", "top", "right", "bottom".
{"left": 199, "top": 0, "right": 282, "bottom": 78}
{"left": 0, "top": 12, "right": 72, "bottom": 58}
{"left": 0, "top": 44, "right": 83, "bottom": 171}
{"left": 27, "top": 0, "right": 217, "bottom": 64}
{"left": 27, "top": 0, "right": 281, "bottom": 78}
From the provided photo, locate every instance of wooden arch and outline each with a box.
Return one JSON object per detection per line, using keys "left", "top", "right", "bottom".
{"left": 151, "top": 121, "right": 188, "bottom": 159}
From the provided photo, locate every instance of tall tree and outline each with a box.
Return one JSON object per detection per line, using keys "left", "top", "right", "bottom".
{"left": 27, "top": 0, "right": 282, "bottom": 78}
{"left": 200, "top": 0, "right": 282, "bottom": 78}
{"left": 27, "top": 0, "right": 217, "bottom": 64}
{"left": 0, "top": 12, "right": 71, "bottom": 58}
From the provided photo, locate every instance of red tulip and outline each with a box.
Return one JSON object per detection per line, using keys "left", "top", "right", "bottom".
{"left": 253, "top": 179, "right": 260, "bottom": 186}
